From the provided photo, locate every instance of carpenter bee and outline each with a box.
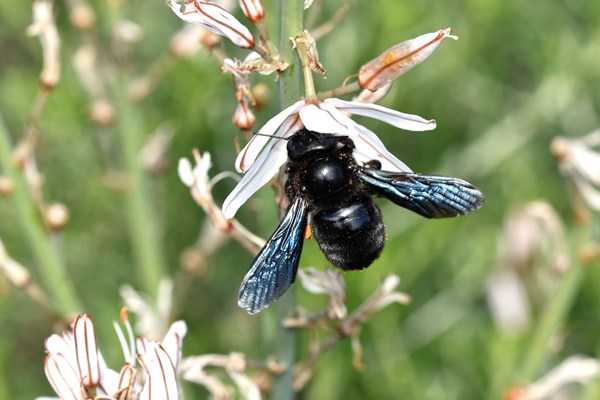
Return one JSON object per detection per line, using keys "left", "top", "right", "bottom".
{"left": 239, "top": 128, "right": 484, "bottom": 314}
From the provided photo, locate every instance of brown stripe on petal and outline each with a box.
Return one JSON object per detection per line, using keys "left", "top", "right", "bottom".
{"left": 74, "top": 314, "right": 100, "bottom": 388}
{"left": 154, "top": 344, "right": 179, "bottom": 400}
{"left": 45, "top": 354, "right": 81, "bottom": 400}
{"left": 194, "top": 1, "right": 255, "bottom": 48}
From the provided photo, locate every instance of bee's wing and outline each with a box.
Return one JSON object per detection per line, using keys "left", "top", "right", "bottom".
{"left": 238, "top": 197, "right": 309, "bottom": 314}
{"left": 358, "top": 167, "right": 484, "bottom": 219}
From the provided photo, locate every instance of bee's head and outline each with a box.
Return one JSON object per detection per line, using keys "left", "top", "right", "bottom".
{"left": 287, "top": 128, "right": 345, "bottom": 162}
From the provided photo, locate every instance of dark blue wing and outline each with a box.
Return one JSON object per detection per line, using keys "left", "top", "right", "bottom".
{"left": 238, "top": 198, "right": 309, "bottom": 314}
{"left": 358, "top": 167, "right": 484, "bottom": 219}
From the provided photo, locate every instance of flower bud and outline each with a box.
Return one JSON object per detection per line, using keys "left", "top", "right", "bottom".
{"left": 88, "top": 99, "right": 115, "bottom": 128}
{"left": 46, "top": 203, "right": 70, "bottom": 231}
{"left": 358, "top": 27, "right": 455, "bottom": 91}
{"left": 232, "top": 102, "right": 256, "bottom": 131}
{"left": 0, "top": 176, "right": 14, "bottom": 198}
{"left": 239, "top": 0, "right": 264, "bottom": 24}
{"left": 73, "top": 314, "right": 100, "bottom": 388}
{"left": 69, "top": 4, "right": 96, "bottom": 32}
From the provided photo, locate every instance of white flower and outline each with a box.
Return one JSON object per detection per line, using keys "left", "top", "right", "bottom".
{"left": 39, "top": 312, "right": 187, "bottom": 400}
{"left": 222, "top": 98, "right": 436, "bottom": 218}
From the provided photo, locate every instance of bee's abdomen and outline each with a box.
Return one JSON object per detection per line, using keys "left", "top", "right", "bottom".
{"left": 311, "top": 196, "right": 384, "bottom": 270}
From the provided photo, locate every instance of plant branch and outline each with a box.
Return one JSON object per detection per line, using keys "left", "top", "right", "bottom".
{"left": 0, "top": 114, "right": 80, "bottom": 317}
{"left": 273, "top": 1, "right": 304, "bottom": 399}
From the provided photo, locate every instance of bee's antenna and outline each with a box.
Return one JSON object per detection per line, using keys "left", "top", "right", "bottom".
{"left": 252, "top": 132, "right": 290, "bottom": 141}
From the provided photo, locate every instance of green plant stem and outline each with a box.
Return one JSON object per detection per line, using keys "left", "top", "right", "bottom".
{"left": 111, "top": 78, "right": 166, "bottom": 298}
{"left": 278, "top": 0, "right": 304, "bottom": 107}
{"left": 516, "top": 234, "right": 587, "bottom": 383}
{"left": 273, "top": 1, "right": 304, "bottom": 399}
{"left": 0, "top": 114, "right": 80, "bottom": 317}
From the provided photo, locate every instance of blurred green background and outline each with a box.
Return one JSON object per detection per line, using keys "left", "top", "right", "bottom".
{"left": 1, "top": 0, "right": 600, "bottom": 398}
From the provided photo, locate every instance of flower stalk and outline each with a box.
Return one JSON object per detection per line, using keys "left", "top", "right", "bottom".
{"left": 516, "top": 228, "right": 589, "bottom": 383}
{"left": 273, "top": 1, "right": 304, "bottom": 399}
{"left": 0, "top": 114, "right": 81, "bottom": 317}
{"left": 111, "top": 77, "right": 167, "bottom": 298}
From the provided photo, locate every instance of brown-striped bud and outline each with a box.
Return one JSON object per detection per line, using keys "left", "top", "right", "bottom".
{"left": 232, "top": 101, "right": 256, "bottom": 131}
{"left": 358, "top": 27, "right": 455, "bottom": 91}
{"left": 239, "top": 0, "right": 264, "bottom": 24}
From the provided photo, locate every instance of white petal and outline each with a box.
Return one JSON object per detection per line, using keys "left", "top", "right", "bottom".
{"left": 351, "top": 123, "right": 413, "bottom": 172}
{"left": 299, "top": 103, "right": 356, "bottom": 136}
{"left": 98, "top": 365, "right": 121, "bottom": 397}
{"left": 45, "top": 334, "right": 75, "bottom": 362}
{"left": 138, "top": 342, "right": 179, "bottom": 400}
{"left": 324, "top": 98, "right": 436, "bottom": 131}
{"left": 161, "top": 320, "right": 187, "bottom": 368}
{"left": 44, "top": 354, "right": 81, "bottom": 400}
{"left": 570, "top": 141, "right": 600, "bottom": 185}
{"left": 74, "top": 314, "right": 100, "bottom": 388}
{"left": 112, "top": 363, "right": 136, "bottom": 399}
{"left": 168, "top": 0, "right": 255, "bottom": 49}
{"left": 223, "top": 139, "right": 289, "bottom": 219}
{"left": 235, "top": 100, "right": 304, "bottom": 172}
{"left": 178, "top": 158, "right": 195, "bottom": 187}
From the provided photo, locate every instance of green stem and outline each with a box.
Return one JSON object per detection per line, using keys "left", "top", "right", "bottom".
{"left": 516, "top": 233, "right": 587, "bottom": 382}
{"left": 273, "top": 1, "right": 304, "bottom": 399}
{"left": 317, "top": 80, "right": 361, "bottom": 100}
{"left": 111, "top": 78, "right": 166, "bottom": 298}
{"left": 0, "top": 114, "right": 80, "bottom": 317}
{"left": 278, "top": 0, "right": 304, "bottom": 107}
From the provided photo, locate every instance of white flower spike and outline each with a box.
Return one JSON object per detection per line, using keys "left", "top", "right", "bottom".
{"left": 168, "top": 0, "right": 255, "bottom": 49}
{"left": 222, "top": 98, "right": 436, "bottom": 219}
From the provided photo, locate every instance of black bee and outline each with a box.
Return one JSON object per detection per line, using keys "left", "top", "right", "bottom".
{"left": 238, "top": 128, "right": 484, "bottom": 313}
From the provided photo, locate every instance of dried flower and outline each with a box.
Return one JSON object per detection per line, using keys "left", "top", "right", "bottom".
{"left": 26, "top": 0, "right": 60, "bottom": 88}
{"left": 222, "top": 98, "right": 436, "bottom": 219}
{"left": 178, "top": 150, "right": 266, "bottom": 253}
{"left": 551, "top": 130, "right": 600, "bottom": 219}
{"left": 487, "top": 201, "right": 569, "bottom": 335}
{"left": 168, "top": 0, "right": 255, "bottom": 49}
{"left": 297, "top": 267, "right": 347, "bottom": 319}
{"left": 179, "top": 352, "right": 262, "bottom": 400}
{"left": 358, "top": 27, "right": 456, "bottom": 91}
{"left": 223, "top": 57, "right": 258, "bottom": 131}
